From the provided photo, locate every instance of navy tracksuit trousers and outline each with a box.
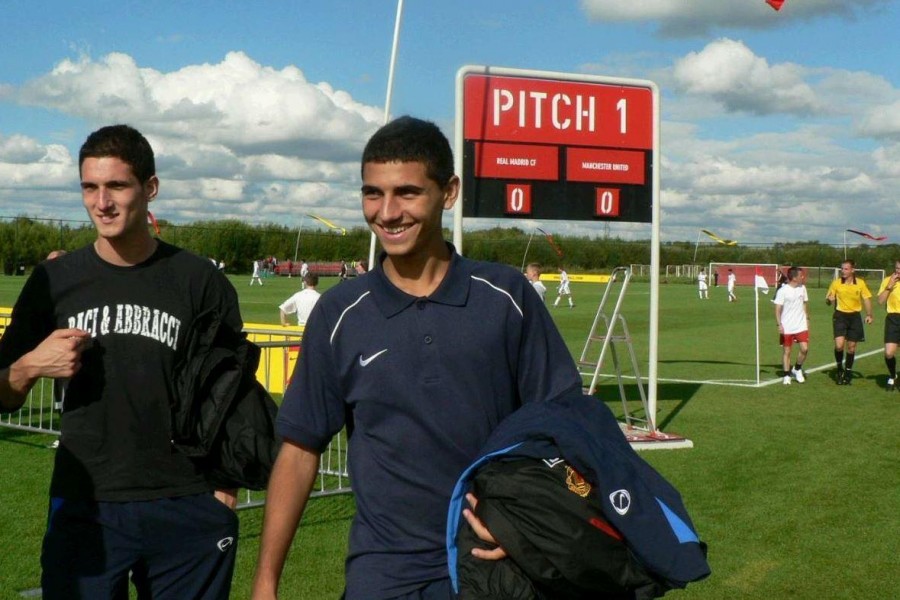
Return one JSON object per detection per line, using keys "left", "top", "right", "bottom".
{"left": 41, "top": 493, "right": 238, "bottom": 599}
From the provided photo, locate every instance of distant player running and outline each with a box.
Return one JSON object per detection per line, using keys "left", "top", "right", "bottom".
{"left": 250, "top": 259, "right": 264, "bottom": 286}
{"left": 553, "top": 266, "right": 574, "bottom": 308}
{"left": 825, "top": 259, "right": 873, "bottom": 385}
{"left": 698, "top": 268, "right": 709, "bottom": 300}
{"left": 726, "top": 269, "right": 737, "bottom": 302}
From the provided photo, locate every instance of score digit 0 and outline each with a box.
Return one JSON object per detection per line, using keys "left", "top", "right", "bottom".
{"left": 506, "top": 183, "right": 532, "bottom": 215}
{"left": 595, "top": 188, "right": 620, "bottom": 217}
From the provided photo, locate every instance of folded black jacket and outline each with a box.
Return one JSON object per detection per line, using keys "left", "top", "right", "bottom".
{"left": 447, "top": 393, "right": 710, "bottom": 598}
{"left": 170, "top": 308, "right": 281, "bottom": 490}
{"left": 456, "top": 456, "right": 669, "bottom": 599}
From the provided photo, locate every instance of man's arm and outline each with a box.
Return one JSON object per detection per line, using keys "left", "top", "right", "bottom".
{"left": 252, "top": 440, "right": 321, "bottom": 599}
{"left": 863, "top": 297, "right": 874, "bottom": 324}
{"left": 279, "top": 309, "right": 291, "bottom": 327}
{"left": 825, "top": 282, "right": 836, "bottom": 306}
{"left": 0, "top": 329, "right": 90, "bottom": 413}
{"left": 878, "top": 274, "right": 899, "bottom": 305}
{"left": 774, "top": 304, "right": 784, "bottom": 332}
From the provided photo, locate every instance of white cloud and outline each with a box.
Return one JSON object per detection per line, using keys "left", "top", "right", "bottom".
{"left": 0, "top": 134, "right": 53, "bottom": 163}
{"left": 872, "top": 143, "right": 900, "bottom": 176}
{"left": 579, "top": 0, "right": 889, "bottom": 37}
{"left": 0, "top": 135, "right": 74, "bottom": 190}
{"left": 14, "top": 51, "right": 383, "bottom": 160}
{"left": 859, "top": 100, "right": 900, "bottom": 140}
{"left": 673, "top": 39, "right": 819, "bottom": 115}
{"left": 1, "top": 51, "right": 385, "bottom": 227}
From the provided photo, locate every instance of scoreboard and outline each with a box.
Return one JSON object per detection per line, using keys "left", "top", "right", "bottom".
{"left": 456, "top": 66, "right": 658, "bottom": 223}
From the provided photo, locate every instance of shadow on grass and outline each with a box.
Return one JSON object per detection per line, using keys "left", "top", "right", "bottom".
{"left": 0, "top": 427, "right": 56, "bottom": 449}
{"left": 658, "top": 358, "right": 760, "bottom": 367}
{"left": 656, "top": 382, "right": 703, "bottom": 430}
{"left": 589, "top": 381, "right": 702, "bottom": 432}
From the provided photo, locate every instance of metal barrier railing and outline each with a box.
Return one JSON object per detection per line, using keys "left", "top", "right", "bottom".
{"left": 0, "top": 334, "right": 352, "bottom": 508}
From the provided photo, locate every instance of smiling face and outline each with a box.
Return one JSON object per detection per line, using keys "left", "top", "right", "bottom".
{"left": 81, "top": 156, "right": 158, "bottom": 254}
{"left": 361, "top": 160, "right": 458, "bottom": 266}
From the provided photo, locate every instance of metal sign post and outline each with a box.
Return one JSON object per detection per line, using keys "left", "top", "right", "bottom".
{"left": 453, "top": 65, "right": 661, "bottom": 430}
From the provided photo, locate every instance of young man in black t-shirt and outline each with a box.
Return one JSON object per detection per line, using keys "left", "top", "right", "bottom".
{"left": 0, "top": 125, "right": 241, "bottom": 599}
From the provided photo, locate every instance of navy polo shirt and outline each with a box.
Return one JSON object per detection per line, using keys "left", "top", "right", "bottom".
{"left": 277, "top": 246, "right": 582, "bottom": 599}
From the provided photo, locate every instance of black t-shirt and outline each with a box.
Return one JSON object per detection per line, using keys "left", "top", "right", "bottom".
{"left": 0, "top": 241, "right": 243, "bottom": 501}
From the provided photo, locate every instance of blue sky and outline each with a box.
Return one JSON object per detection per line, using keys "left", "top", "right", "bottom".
{"left": 1, "top": 0, "right": 898, "bottom": 245}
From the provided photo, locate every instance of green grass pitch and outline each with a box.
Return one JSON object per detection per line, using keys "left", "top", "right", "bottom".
{"left": 1, "top": 273, "right": 898, "bottom": 598}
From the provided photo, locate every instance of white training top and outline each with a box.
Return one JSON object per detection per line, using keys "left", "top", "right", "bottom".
{"left": 774, "top": 283, "right": 809, "bottom": 334}
{"left": 558, "top": 270, "right": 571, "bottom": 295}
{"left": 279, "top": 288, "right": 322, "bottom": 325}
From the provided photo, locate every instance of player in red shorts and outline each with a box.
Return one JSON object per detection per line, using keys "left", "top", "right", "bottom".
{"left": 774, "top": 267, "right": 810, "bottom": 384}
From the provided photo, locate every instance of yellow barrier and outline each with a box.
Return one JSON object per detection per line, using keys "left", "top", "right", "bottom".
{"left": 0, "top": 309, "right": 300, "bottom": 395}
{"left": 540, "top": 274, "right": 611, "bottom": 283}
{"left": 244, "top": 322, "right": 304, "bottom": 394}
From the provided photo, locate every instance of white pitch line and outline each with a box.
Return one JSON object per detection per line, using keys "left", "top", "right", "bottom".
{"left": 756, "top": 348, "right": 882, "bottom": 387}
{"left": 580, "top": 348, "right": 885, "bottom": 389}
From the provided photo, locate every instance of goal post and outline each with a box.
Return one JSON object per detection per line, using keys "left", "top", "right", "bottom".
{"left": 709, "top": 262, "right": 780, "bottom": 385}
{"left": 709, "top": 263, "right": 779, "bottom": 287}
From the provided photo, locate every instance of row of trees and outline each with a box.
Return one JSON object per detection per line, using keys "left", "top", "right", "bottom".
{"left": 2, "top": 215, "right": 898, "bottom": 276}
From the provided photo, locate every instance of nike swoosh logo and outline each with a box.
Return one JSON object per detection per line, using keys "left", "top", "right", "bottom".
{"left": 359, "top": 349, "right": 388, "bottom": 367}
{"left": 217, "top": 537, "right": 234, "bottom": 552}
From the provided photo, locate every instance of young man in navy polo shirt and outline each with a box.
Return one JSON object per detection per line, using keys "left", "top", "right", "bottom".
{"left": 252, "top": 116, "right": 583, "bottom": 600}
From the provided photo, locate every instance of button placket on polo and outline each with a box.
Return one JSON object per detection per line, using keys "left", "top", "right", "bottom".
{"left": 415, "top": 299, "right": 441, "bottom": 384}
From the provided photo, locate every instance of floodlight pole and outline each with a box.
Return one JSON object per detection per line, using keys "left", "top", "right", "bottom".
{"left": 521, "top": 228, "right": 536, "bottom": 272}
{"left": 692, "top": 230, "right": 701, "bottom": 263}
{"left": 367, "top": 0, "right": 405, "bottom": 269}
{"left": 843, "top": 230, "right": 847, "bottom": 260}
{"left": 293, "top": 215, "right": 307, "bottom": 264}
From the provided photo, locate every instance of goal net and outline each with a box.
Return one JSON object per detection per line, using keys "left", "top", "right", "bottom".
{"left": 709, "top": 263, "right": 779, "bottom": 287}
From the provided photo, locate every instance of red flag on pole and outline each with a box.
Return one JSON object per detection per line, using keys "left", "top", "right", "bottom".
{"left": 754, "top": 266, "right": 770, "bottom": 295}
{"left": 147, "top": 211, "right": 161, "bottom": 237}
{"left": 846, "top": 229, "right": 887, "bottom": 242}
{"left": 767, "top": 0, "right": 785, "bottom": 11}
{"left": 536, "top": 228, "right": 564, "bottom": 258}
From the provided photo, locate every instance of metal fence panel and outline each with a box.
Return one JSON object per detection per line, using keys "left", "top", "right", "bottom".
{"left": 0, "top": 329, "right": 351, "bottom": 508}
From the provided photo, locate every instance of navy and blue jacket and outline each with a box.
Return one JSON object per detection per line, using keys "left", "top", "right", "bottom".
{"left": 447, "top": 393, "right": 710, "bottom": 593}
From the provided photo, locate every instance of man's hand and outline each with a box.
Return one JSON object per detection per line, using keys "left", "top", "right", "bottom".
{"left": 462, "top": 493, "right": 507, "bottom": 561}
{"left": 23, "top": 329, "right": 91, "bottom": 381}
{"left": 214, "top": 488, "right": 239, "bottom": 510}
{"left": 1, "top": 329, "right": 90, "bottom": 413}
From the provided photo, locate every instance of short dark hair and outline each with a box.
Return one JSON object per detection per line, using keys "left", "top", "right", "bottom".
{"left": 787, "top": 266, "right": 800, "bottom": 281}
{"left": 79, "top": 124, "right": 156, "bottom": 183}
{"left": 361, "top": 116, "right": 454, "bottom": 187}
{"left": 304, "top": 273, "right": 319, "bottom": 287}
